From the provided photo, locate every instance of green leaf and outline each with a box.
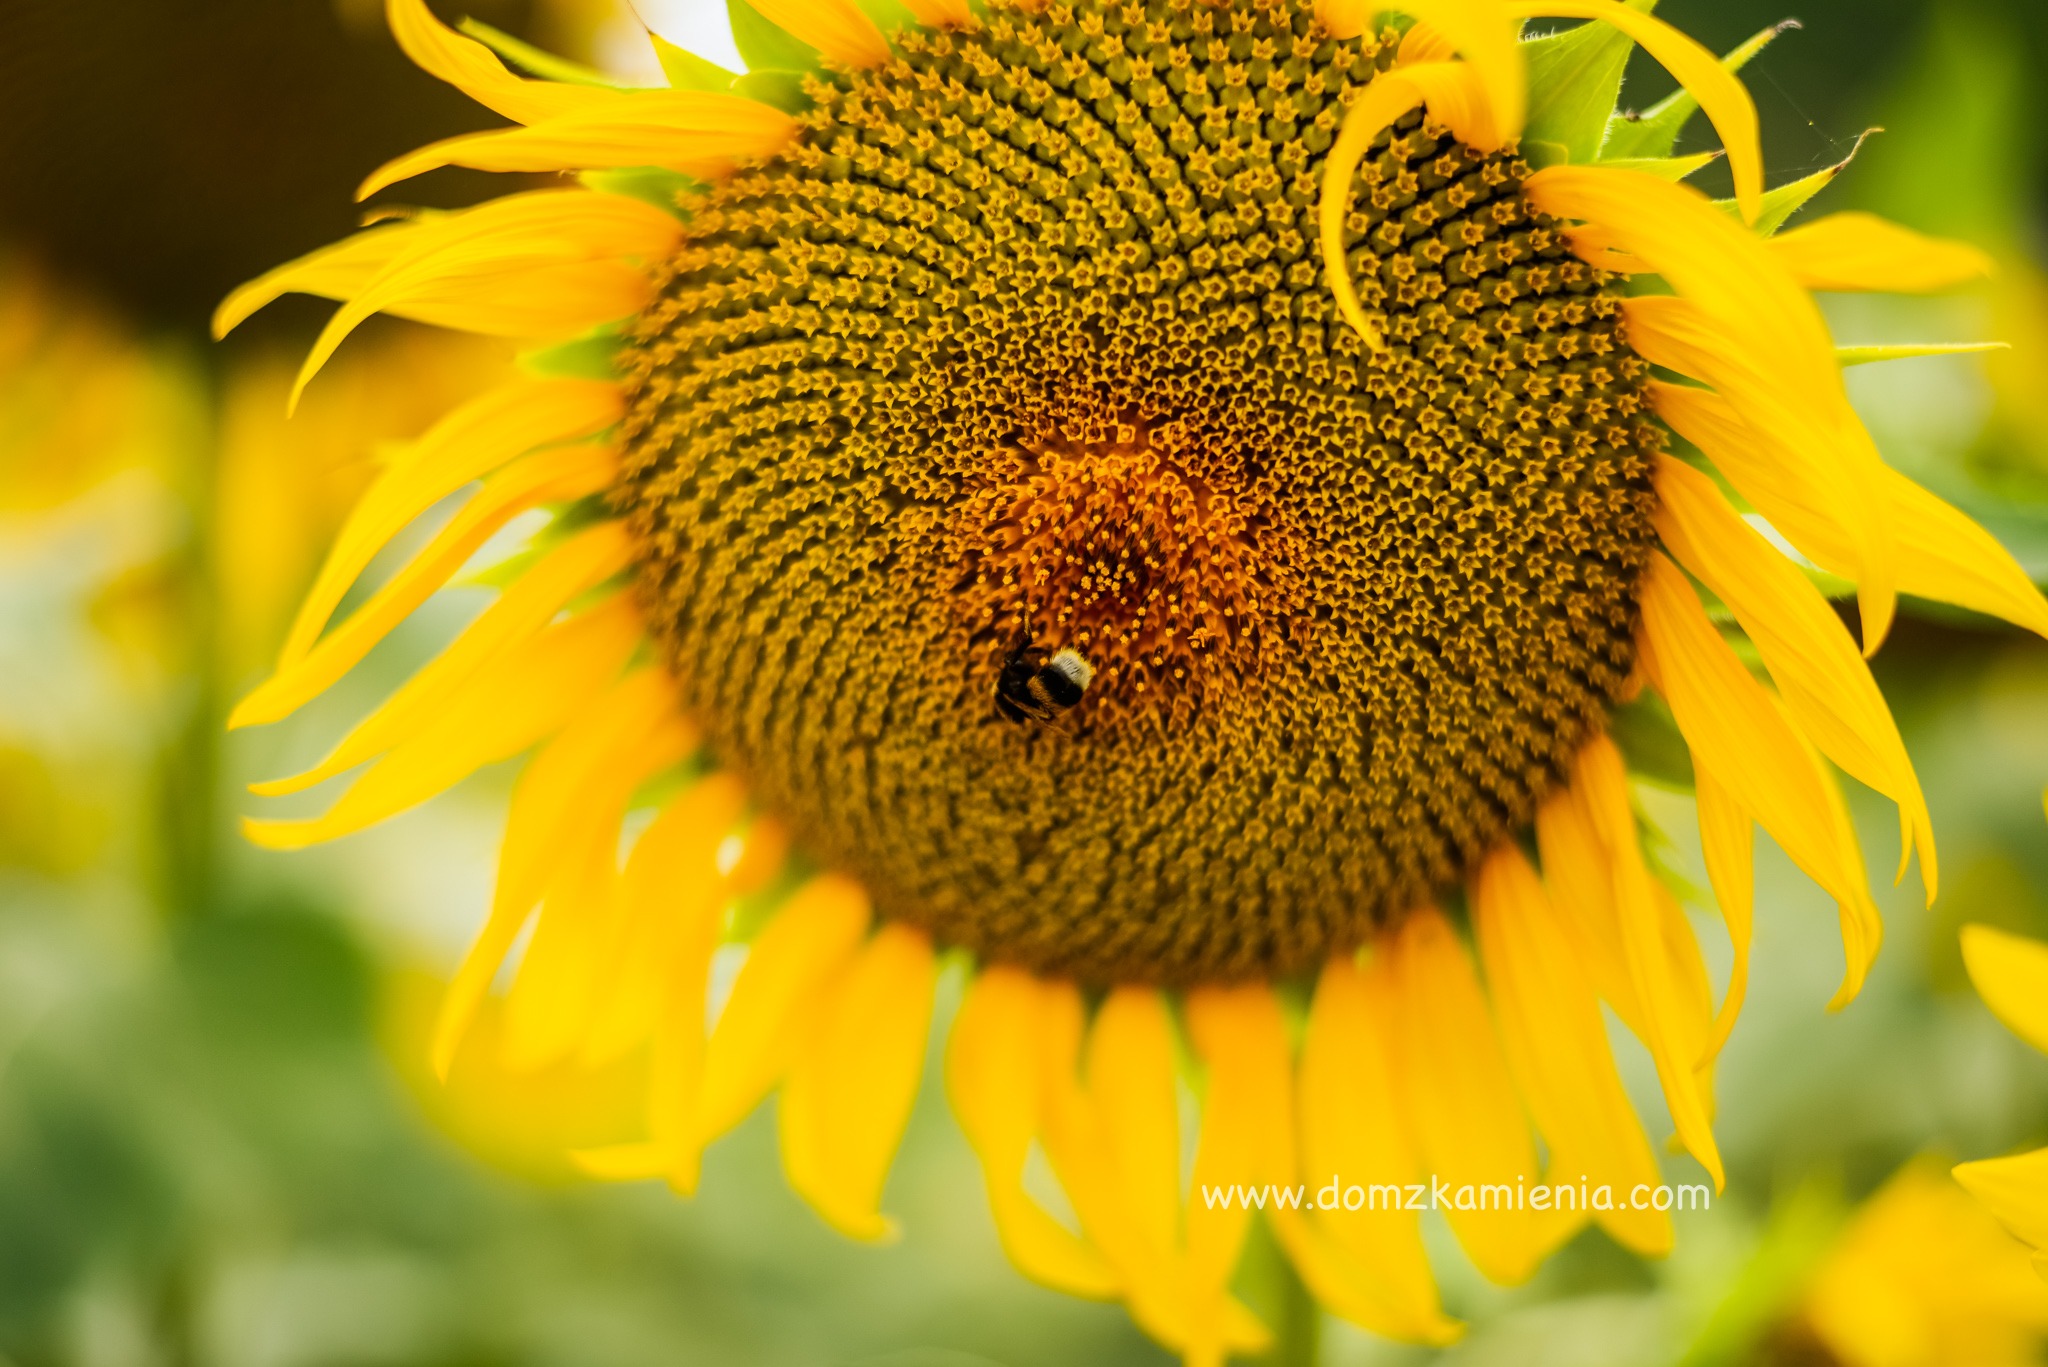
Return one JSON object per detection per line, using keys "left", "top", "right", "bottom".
{"left": 651, "top": 34, "right": 739, "bottom": 92}
{"left": 458, "top": 18, "right": 632, "bottom": 88}
{"left": 728, "top": 0, "right": 821, "bottom": 74}
{"left": 733, "top": 69, "right": 812, "bottom": 114}
{"left": 1837, "top": 341, "right": 2008, "bottom": 366}
{"left": 519, "top": 332, "right": 627, "bottom": 381}
{"left": 1596, "top": 150, "right": 1721, "bottom": 181}
{"left": 1602, "top": 20, "right": 1795, "bottom": 161}
{"left": 1520, "top": 2, "right": 1650, "bottom": 165}
{"left": 1610, "top": 692, "right": 1695, "bottom": 793}
{"left": 580, "top": 166, "right": 700, "bottom": 216}
{"left": 1714, "top": 130, "right": 1874, "bottom": 236}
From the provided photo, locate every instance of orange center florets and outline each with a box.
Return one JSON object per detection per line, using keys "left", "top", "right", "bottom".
{"left": 948, "top": 431, "right": 1296, "bottom": 730}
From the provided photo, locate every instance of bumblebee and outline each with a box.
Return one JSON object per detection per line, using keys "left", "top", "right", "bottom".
{"left": 994, "top": 643, "right": 1095, "bottom": 726}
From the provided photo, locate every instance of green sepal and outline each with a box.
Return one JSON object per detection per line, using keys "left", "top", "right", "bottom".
{"left": 1837, "top": 341, "right": 2008, "bottom": 366}
{"left": 519, "top": 331, "right": 628, "bottom": 381}
{"left": 1520, "top": 1, "right": 1651, "bottom": 165}
{"left": 1601, "top": 20, "right": 1794, "bottom": 161}
{"left": 734, "top": 69, "right": 813, "bottom": 114}
{"left": 728, "top": 0, "right": 822, "bottom": 74}
{"left": 651, "top": 34, "right": 740, "bottom": 91}
{"left": 581, "top": 166, "right": 699, "bottom": 216}
{"left": 1716, "top": 133, "right": 1873, "bottom": 235}
{"left": 1597, "top": 150, "right": 1721, "bottom": 181}
{"left": 1610, "top": 692, "right": 1694, "bottom": 793}
{"left": 458, "top": 18, "right": 631, "bottom": 88}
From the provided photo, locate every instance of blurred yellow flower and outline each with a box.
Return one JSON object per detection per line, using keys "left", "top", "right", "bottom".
{"left": 213, "top": 325, "right": 510, "bottom": 681}
{"left": 1955, "top": 923, "right": 2048, "bottom": 1276}
{"left": 0, "top": 256, "right": 198, "bottom": 868}
{"left": 380, "top": 960, "right": 650, "bottom": 1184}
{"left": 1791, "top": 1159, "right": 2048, "bottom": 1367}
{"left": 218, "top": 0, "right": 2048, "bottom": 1359}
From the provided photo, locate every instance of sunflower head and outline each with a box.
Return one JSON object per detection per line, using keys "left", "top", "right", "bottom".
{"left": 619, "top": 2, "right": 1662, "bottom": 983}
{"left": 219, "top": 0, "right": 2044, "bottom": 1359}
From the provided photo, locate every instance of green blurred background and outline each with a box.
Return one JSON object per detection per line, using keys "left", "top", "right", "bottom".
{"left": 3, "top": 1, "right": 2047, "bottom": 1363}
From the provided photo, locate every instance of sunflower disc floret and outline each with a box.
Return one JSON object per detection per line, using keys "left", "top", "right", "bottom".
{"left": 621, "top": 0, "right": 1662, "bottom": 983}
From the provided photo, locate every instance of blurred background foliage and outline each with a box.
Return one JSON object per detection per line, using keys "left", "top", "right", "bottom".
{"left": 2, "top": 1, "right": 2047, "bottom": 1364}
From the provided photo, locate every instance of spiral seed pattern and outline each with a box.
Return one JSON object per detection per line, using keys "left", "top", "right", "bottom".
{"left": 619, "top": 0, "right": 1661, "bottom": 984}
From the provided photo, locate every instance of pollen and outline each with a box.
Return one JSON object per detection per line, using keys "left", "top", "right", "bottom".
{"left": 619, "top": 0, "right": 1662, "bottom": 984}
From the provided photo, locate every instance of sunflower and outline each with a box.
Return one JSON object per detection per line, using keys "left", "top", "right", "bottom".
{"left": 1954, "top": 922, "right": 2048, "bottom": 1277}
{"left": 1765, "top": 1159, "right": 2048, "bottom": 1367}
{"left": 220, "top": 0, "right": 2048, "bottom": 1356}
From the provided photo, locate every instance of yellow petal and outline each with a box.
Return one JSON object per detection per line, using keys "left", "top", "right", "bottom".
{"left": 1535, "top": 787, "right": 1646, "bottom": 1037}
{"left": 1527, "top": 166, "right": 1899, "bottom": 651}
{"left": 1319, "top": 68, "right": 1433, "bottom": 349}
{"left": 225, "top": 193, "right": 681, "bottom": 365}
{"left": 269, "top": 379, "right": 622, "bottom": 677}
{"left": 1567, "top": 735, "right": 1726, "bottom": 1189}
{"left": 214, "top": 226, "right": 410, "bottom": 340}
{"left": 1636, "top": 554, "right": 1883, "bottom": 1010}
{"left": 242, "top": 598, "right": 642, "bottom": 855}
{"left": 1281, "top": 954, "right": 1461, "bottom": 1344}
{"left": 899, "top": 0, "right": 971, "bottom": 27}
{"left": 747, "top": 0, "right": 892, "bottom": 68}
{"left": 1473, "top": 844, "right": 1672, "bottom": 1256}
{"left": 1315, "top": 0, "right": 1370, "bottom": 40}
{"left": 387, "top": 0, "right": 612, "bottom": 124}
{"left": 570, "top": 789, "right": 777, "bottom": 1182}
{"left": 427, "top": 665, "right": 687, "bottom": 1078}
{"left": 1184, "top": 985, "right": 1292, "bottom": 1364}
{"left": 1771, "top": 211, "right": 1996, "bottom": 293}
{"left": 691, "top": 874, "right": 872, "bottom": 1157}
{"left": 1656, "top": 455, "right": 1936, "bottom": 900}
{"left": 1955, "top": 1147, "right": 2048, "bottom": 1259}
{"left": 1961, "top": 924, "right": 2048, "bottom": 1058}
{"left": 1878, "top": 475, "right": 2048, "bottom": 641}
{"left": 780, "top": 923, "right": 938, "bottom": 1242}
{"left": 358, "top": 91, "right": 799, "bottom": 198}
{"left": 1088, "top": 989, "right": 1183, "bottom": 1262}
{"left": 288, "top": 194, "right": 680, "bottom": 407}
{"left": 1511, "top": 0, "right": 1762, "bottom": 220}
{"left": 1039, "top": 985, "right": 1197, "bottom": 1351}
{"left": 947, "top": 967, "right": 1119, "bottom": 1298}
{"left": 1693, "top": 761, "right": 1754, "bottom": 1065}
{"left": 498, "top": 827, "right": 623, "bottom": 1073}
{"left": 1810, "top": 1157, "right": 2048, "bottom": 1363}
{"left": 1625, "top": 292, "right": 1898, "bottom": 654}
{"left": 250, "top": 524, "right": 634, "bottom": 796}
{"left": 1649, "top": 381, "right": 2048, "bottom": 643}
{"left": 586, "top": 775, "right": 748, "bottom": 1070}
{"left": 493, "top": 732, "right": 716, "bottom": 1075}
{"left": 1390, "top": 1, "right": 1525, "bottom": 142}
{"left": 1319, "top": 59, "right": 1504, "bottom": 349}
{"left": 1383, "top": 909, "right": 1554, "bottom": 1284}
{"left": 227, "top": 442, "right": 618, "bottom": 730}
